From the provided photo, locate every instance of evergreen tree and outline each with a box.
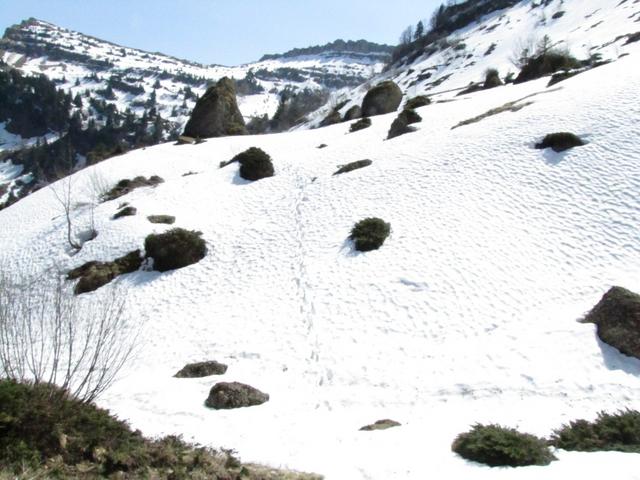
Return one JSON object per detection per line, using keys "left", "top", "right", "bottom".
{"left": 415, "top": 21, "right": 425, "bottom": 40}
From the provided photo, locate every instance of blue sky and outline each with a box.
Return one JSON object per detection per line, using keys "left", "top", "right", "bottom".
{"left": 0, "top": 0, "right": 441, "bottom": 65}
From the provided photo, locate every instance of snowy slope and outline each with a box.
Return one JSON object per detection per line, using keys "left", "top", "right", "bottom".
{"left": 1, "top": 32, "right": 639, "bottom": 479}
{"left": 0, "top": 19, "right": 388, "bottom": 128}
{"left": 308, "top": 0, "right": 640, "bottom": 126}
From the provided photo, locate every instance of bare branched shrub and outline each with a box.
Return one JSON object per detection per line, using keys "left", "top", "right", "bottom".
{"left": 50, "top": 177, "right": 82, "bottom": 251}
{"left": 0, "top": 273, "right": 138, "bottom": 402}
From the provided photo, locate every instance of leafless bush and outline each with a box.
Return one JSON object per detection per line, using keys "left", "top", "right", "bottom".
{"left": 0, "top": 273, "right": 138, "bottom": 402}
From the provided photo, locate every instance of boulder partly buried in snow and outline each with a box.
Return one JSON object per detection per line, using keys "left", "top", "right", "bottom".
{"left": 361, "top": 81, "right": 402, "bottom": 117}
{"left": 183, "top": 77, "right": 247, "bottom": 139}
{"left": 583, "top": 286, "right": 640, "bottom": 359}
{"left": 205, "top": 382, "right": 269, "bottom": 409}
{"left": 175, "top": 361, "right": 228, "bottom": 378}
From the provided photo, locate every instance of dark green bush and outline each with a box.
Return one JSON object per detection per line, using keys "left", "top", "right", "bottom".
{"left": 350, "top": 217, "right": 390, "bottom": 252}
{"left": 535, "top": 132, "right": 585, "bottom": 152}
{"left": 405, "top": 95, "right": 431, "bottom": 110}
{"left": 144, "top": 228, "right": 206, "bottom": 272}
{"left": 484, "top": 68, "right": 503, "bottom": 89}
{"left": 387, "top": 109, "right": 421, "bottom": 140}
{"left": 0, "top": 380, "right": 317, "bottom": 478}
{"left": 551, "top": 410, "right": 640, "bottom": 453}
{"left": 0, "top": 380, "right": 144, "bottom": 470}
{"left": 582, "top": 286, "right": 640, "bottom": 359}
{"left": 231, "top": 147, "right": 274, "bottom": 181}
{"left": 349, "top": 118, "right": 371, "bottom": 133}
{"left": 112, "top": 205, "right": 137, "bottom": 219}
{"left": 452, "top": 424, "right": 556, "bottom": 467}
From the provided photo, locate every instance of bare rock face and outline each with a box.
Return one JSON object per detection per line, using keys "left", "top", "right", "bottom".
{"left": 205, "top": 382, "right": 269, "bottom": 409}
{"left": 183, "top": 77, "right": 247, "bottom": 138}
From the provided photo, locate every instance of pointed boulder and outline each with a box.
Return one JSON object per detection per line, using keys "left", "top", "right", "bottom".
{"left": 183, "top": 77, "right": 247, "bottom": 138}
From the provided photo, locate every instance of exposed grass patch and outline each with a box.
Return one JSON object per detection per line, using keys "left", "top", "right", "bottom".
{"left": 144, "top": 228, "right": 206, "bottom": 272}
{"left": 333, "top": 159, "right": 373, "bottom": 176}
{"left": 102, "top": 176, "right": 164, "bottom": 202}
{"left": 0, "top": 380, "right": 320, "bottom": 479}
{"left": 350, "top": 218, "right": 390, "bottom": 252}
{"left": 452, "top": 424, "right": 556, "bottom": 467}
{"left": 68, "top": 250, "right": 142, "bottom": 294}
{"left": 551, "top": 410, "right": 640, "bottom": 453}
{"left": 147, "top": 215, "right": 175, "bottom": 225}
{"left": 360, "top": 419, "right": 401, "bottom": 431}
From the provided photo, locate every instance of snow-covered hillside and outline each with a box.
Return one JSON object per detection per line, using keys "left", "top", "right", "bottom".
{"left": 309, "top": 0, "right": 640, "bottom": 126}
{"left": 1, "top": 20, "right": 639, "bottom": 478}
{"left": 0, "top": 18, "right": 389, "bottom": 128}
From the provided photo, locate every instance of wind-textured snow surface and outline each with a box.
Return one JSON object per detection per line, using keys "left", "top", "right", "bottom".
{"left": 1, "top": 42, "right": 639, "bottom": 478}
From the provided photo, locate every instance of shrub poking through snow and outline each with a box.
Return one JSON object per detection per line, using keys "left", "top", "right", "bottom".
{"left": 361, "top": 81, "right": 403, "bottom": 117}
{"left": 582, "top": 286, "right": 640, "bottom": 359}
{"left": 342, "top": 105, "right": 362, "bottom": 121}
{"left": 205, "top": 382, "right": 269, "bottom": 409}
{"left": 229, "top": 147, "right": 274, "bottom": 181}
{"left": 334, "top": 159, "right": 373, "bottom": 176}
{"left": 350, "top": 217, "right": 391, "bottom": 252}
{"left": 144, "top": 228, "right": 206, "bottom": 272}
{"left": 147, "top": 215, "right": 175, "bottom": 225}
{"left": 387, "top": 109, "right": 421, "bottom": 140}
{"left": 535, "top": 132, "right": 585, "bottom": 152}
{"left": 349, "top": 118, "right": 372, "bottom": 133}
{"left": 514, "top": 51, "right": 581, "bottom": 84}
{"left": 174, "top": 361, "right": 228, "bottom": 378}
{"left": 551, "top": 410, "right": 640, "bottom": 453}
{"left": 68, "top": 250, "right": 142, "bottom": 294}
{"left": 484, "top": 68, "right": 503, "bottom": 89}
{"left": 319, "top": 110, "right": 342, "bottom": 127}
{"left": 452, "top": 424, "right": 556, "bottom": 467}
{"left": 405, "top": 95, "right": 431, "bottom": 110}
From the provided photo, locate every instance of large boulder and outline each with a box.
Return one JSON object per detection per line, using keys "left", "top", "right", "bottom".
{"left": 583, "top": 286, "right": 640, "bottom": 359}
{"left": 361, "top": 81, "right": 402, "bottom": 117}
{"left": 183, "top": 77, "right": 247, "bottom": 138}
{"left": 205, "top": 382, "right": 269, "bottom": 409}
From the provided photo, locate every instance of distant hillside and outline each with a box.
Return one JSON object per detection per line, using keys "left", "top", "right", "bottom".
{"left": 260, "top": 39, "right": 393, "bottom": 61}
